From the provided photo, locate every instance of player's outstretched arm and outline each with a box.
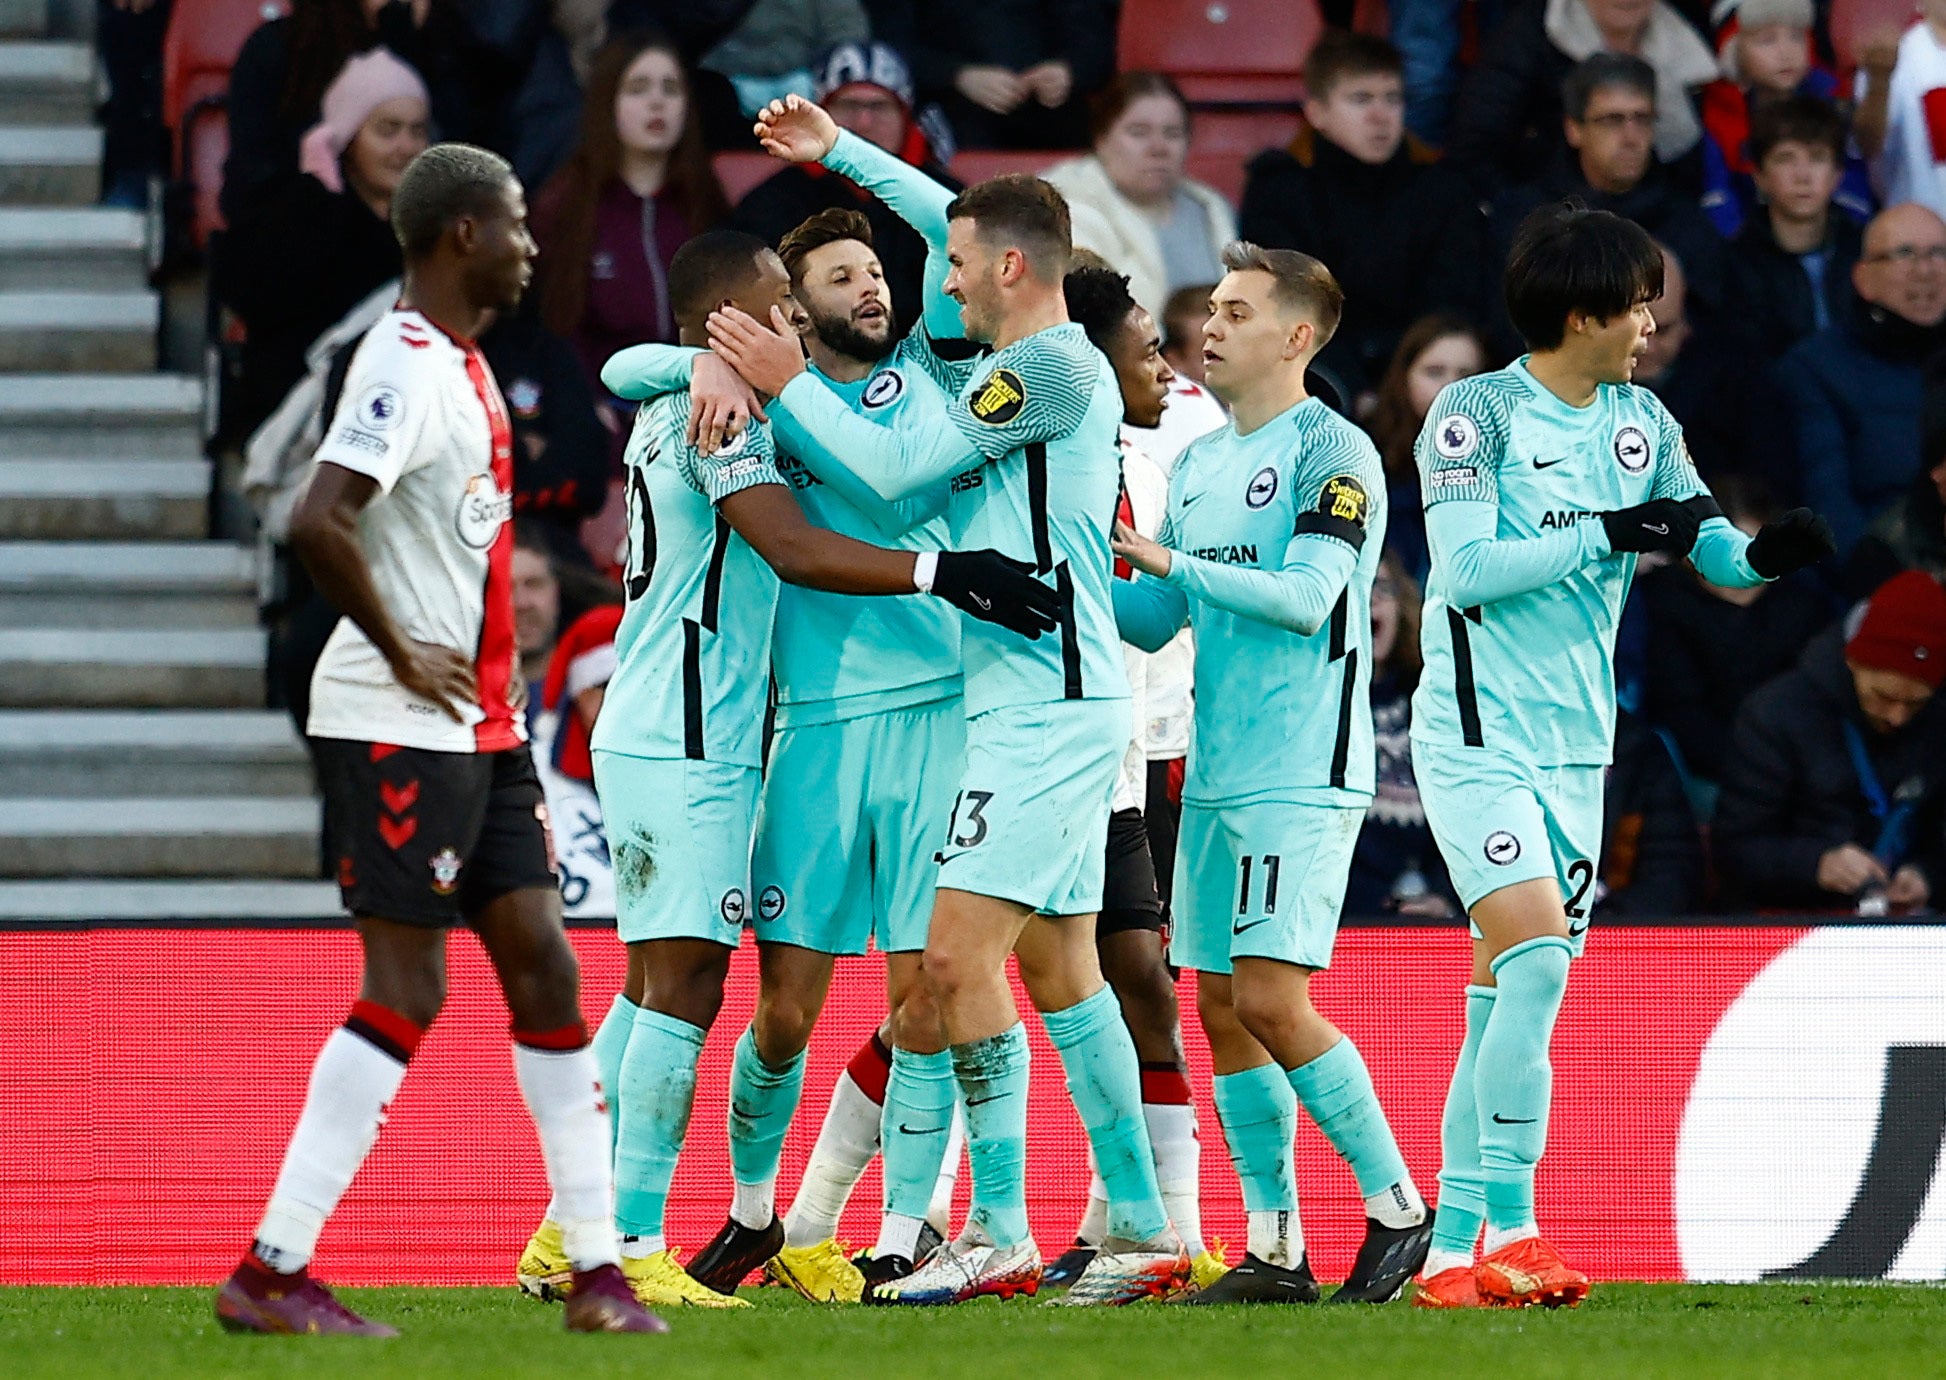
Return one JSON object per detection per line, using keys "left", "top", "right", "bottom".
{"left": 753, "top": 96, "right": 953, "bottom": 248}
{"left": 1115, "top": 518, "right": 1356, "bottom": 636}
{"left": 710, "top": 305, "right": 979, "bottom": 501}
{"left": 1108, "top": 552, "right": 1190, "bottom": 652}
{"left": 289, "top": 462, "right": 476, "bottom": 719}
{"left": 1684, "top": 502, "right": 1834, "bottom": 589}
{"left": 719, "top": 483, "right": 1057, "bottom": 637}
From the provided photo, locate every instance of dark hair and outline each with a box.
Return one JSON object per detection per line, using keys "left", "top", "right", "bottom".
{"left": 778, "top": 207, "right": 875, "bottom": 282}
{"left": 667, "top": 229, "right": 773, "bottom": 327}
{"left": 391, "top": 142, "right": 516, "bottom": 260}
{"left": 1063, "top": 266, "right": 1140, "bottom": 353}
{"left": 1161, "top": 282, "right": 1214, "bottom": 354}
{"left": 1368, "top": 312, "right": 1490, "bottom": 483}
{"left": 534, "top": 31, "right": 728, "bottom": 339}
{"left": 1750, "top": 93, "right": 1848, "bottom": 166}
{"left": 1376, "top": 547, "right": 1424, "bottom": 689}
{"left": 946, "top": 175, "right": 1072, "bottom": 282}
{"left": 1087, "top": 71, "right": 1190, "bottom": 145}
{"left": 1504, "top": 203, "right": 1664, "bottom": 351}
{"left": 1304, "top": 29, "right": 1403, "bottom": 102}
{"left": 1220, "top": 240, "right": 1344, "bottom": 346}
{"left": 279, "top": 0, "right": 377, "bottom": 126}
{"left": 1562, "top": 52, "right": 1657, "bottom": 122}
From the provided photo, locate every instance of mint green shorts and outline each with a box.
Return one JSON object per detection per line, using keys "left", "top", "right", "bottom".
{"left": 935, "top": 700, "right": 1129, "bottom": 916}
{"left": 1415, "top": 740, "right": 1604, "bottom": 955}
{"left": 1171, "top": 799, "right": 1363, "bottom": 974}
{"left": 750, "top": 698, "right": 964, "bottom": 955}
{"left": 593, "top": 752, "right": 757, "bottom": 947}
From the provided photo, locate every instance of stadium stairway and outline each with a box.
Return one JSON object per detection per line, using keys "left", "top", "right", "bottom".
{"left": 0, "top": 0, "right": 335, "bottom": 923}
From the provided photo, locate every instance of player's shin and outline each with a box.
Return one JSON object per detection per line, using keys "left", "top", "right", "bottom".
{"left": 1428, "top": 986, "right": 1497, "bottom": 1275}
{"left": 1212, "top": 1063, "right": 1303, "bottom": 1267}
{"left": 540, "top": 993, "right": 638, "bottom": 1229}
{"left": 1287, "top": 1038, "right": 1426, "bottom": 1228}
{"left": 1142, "top": 1063, "right": 1205, "bottom": 1255}
{"left": 1474, "top": 937, "right": 1572, "bottom": 1251}
{"left": 728, "top": 1027, "right": 807, "bottom": 1229}
{"left": 879, "top": 1045, "right": 956, "bottom": 1260}
{"left": 1042, "top": 987, "right": 1171, "bottom": 1245}
{"left": 615, "top": 1005, "right": 707, "bottom": 1254}
{"left": 953, "top": 1024, "right": 1033, "bottom": 1247}
{"left": 251, "top": 1003, "right": 421, "bottom": 1273}
{"left": 514, "top": 1025, "right": 621, "bottom": 1271}
{"left": 784, "top": 1032, "right": 889, "bottom": 1248}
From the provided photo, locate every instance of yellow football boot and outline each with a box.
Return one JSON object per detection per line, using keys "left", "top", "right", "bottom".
{"left": 623, "top": 1248, "right": 752, "bottom": 1308}
{"left": 516, "top": 1219, "right": 573, "bottom": 1302}
{"left": 765, "top": 1238, "right": 864, "bottom": 1304}
{"left": 1189, "top": 1238, "right": 1230, "bottom": 1292}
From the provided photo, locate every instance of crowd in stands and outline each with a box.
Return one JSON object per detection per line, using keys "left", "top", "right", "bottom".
{"left": 105, "top": 0, "right": 1946, "bottom": 919}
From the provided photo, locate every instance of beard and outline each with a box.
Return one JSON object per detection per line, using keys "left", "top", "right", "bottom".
{"left": 809, "top": 303, "right": 892, "bottom": 364}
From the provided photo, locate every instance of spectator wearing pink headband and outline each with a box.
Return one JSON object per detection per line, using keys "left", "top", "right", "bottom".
{"left": 218, "top": 47, "right": 431, "bottom": 437}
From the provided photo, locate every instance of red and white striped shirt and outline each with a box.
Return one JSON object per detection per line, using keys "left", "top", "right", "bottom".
{"left": 306, "top": 308, "right": 524, "bottom": 754}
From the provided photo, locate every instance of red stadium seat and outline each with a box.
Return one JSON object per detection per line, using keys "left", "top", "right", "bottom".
{"left": 1189, "top": 109, "right": 1303, "bottom": 202}
{"left": 1117, "top": 0, "right": 1324, "bottom": 105}
{"left": 712, "top": 151, "right": 779, "bottom": 205}
{"left": 163, "top": 0, "right": 289, "bottom": 249}
{"left": 949, "top": 149, "right": 1063, "bottom": 183}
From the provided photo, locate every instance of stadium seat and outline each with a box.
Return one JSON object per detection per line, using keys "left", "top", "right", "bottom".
{"left": 1826, "top": 0, "right": 1917, "bottom": 76}
{"left": 1189, "top": 110, "right": 1303, "bottom": 203}
{"left": 1116, "top": 0, "right": 1324, "bottom": 105}
{"left": 163, "top": 0, "right": 288, "bottom": 249}
{"left": 949, "top": 150, "right": 1064, "bottom": 183}
{"left": 712, "top": 151, "right": 779, "bottom": 206}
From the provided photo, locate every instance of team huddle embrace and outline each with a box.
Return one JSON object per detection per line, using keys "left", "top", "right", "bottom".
{"left": 214, "top": 94, "right": 1836, "bottom": 1337}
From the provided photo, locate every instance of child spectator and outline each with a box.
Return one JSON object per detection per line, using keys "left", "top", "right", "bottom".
{"left": 533, "top": 30, "right": 729, "bottom": 444}
{"left": 1347, "top": 550, "right": 1461, "bottom": 918}
{"left": 1699, "top": 0, "right": 1874, "bottom": 236}
{"left": 219, "top": 48, "right": 428, "bottom": 435}
{"left": 1854, "top": 0, "right": 1946, "bottom": 221}
{"left": 1044, "top": 73, "right": 1236, "bottom": 322}
{"left": 1364, "top": 313, "right": 1490, "bottom": 585}
{"left": 1239, "top": 32, "right": 1488, "bottom": 407}
{"left": 1727, "top": 95, "right": 1868, "bottom": 357}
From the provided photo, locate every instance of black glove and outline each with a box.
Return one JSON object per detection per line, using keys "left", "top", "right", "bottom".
{"left": 931, "top": 550, "right": 1060, "bottom": 639}
{"left": 1600, "top": 498, "right": 1700, "bottom": 556}
{"left": 1745, "top": 507, "right": 1836, "bottom": 579}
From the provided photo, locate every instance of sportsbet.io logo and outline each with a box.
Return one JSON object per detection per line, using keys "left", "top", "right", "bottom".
{"left": 1484, "top": 830, "right": 1521, "bottom": 865}
{"left": 454, "top": 472, "right": 512, "bottom": 549}
{"left": 969, "top": 368, "right": 1026, "bottom": 425}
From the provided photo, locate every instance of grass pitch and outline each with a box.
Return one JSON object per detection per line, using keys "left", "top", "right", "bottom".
{"left": 6, "top": 1282, "right": 1945, "bottom": 1379}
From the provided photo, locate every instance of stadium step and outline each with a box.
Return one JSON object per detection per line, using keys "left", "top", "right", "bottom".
{"left": 0, "top": 289, "right": 158, "bottom": 370}
{"left": 0, "top": 124, "right": 97, "bottom": 204}
{"left": 0, "top": 626, "right": 265, "bottom": 708}
{"left": 0, "top": 459, "right": 210, "bottom": 539}
{"left": 0, "top": 541, "right": 256, "bottom": 626}
{"left": 0, "top": 877, "right": 341, "bottom": 921}
{"left": 0, "top": 373, "right": 204, "bottom": 459}
{"left": 0, "top": 43, "right": 94, "bottom": 125}
{"left": 0, "top": 795, "right": 321, "bottom": 877}
{"left": 0, "top": 208, "right": 147, "bottom": 290}
{"left": 0, "top": 709, "right": 309, "bottom": 796}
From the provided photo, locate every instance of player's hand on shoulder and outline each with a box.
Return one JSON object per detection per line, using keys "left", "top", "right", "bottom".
{"left": 754, "top": 94, "right": 840, "bottom": 163}
{"left": 687, "top": 351, "right": 767, "bottom": 455}
{"left": 1745, "top": 507, "right": 1835, "bottom": 579}
{"left": 929, "top": 549, "right": 1060, "bottom": 639}
{"left": 391, "top": 640, "right": 477, "bottom": 722}
{"left": 1111, "top": 520, "right": 1172, "bottom": 578}
{"left": 1599, "top": 498, "right": 1700, "bottom": 556}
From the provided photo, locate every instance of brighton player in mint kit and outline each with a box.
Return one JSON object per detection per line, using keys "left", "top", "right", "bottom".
{"left": 1407, "top": 205, "right": 1832, "bottom": 1309}
{"left": 1111, "top": 242, "right": 1433, "bottom": 1306}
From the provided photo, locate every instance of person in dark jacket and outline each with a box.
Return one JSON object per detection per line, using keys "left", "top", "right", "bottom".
{"left": 1641, "top": 474, "right": 1836, "bottom": 787}
{"left": 1847, "top": 457, "right": 1946, "bottom": 597}
{"left": 1237, "top": 32, "right": 1487, "bottom": 406}
{"left": 482, "top": 305, "right": 612, "bottom": 569}
{"left": 1716, "top": 571, "right": 1946, "bottom": 912}
{"left": 1725, "top": 94, "right": 1866, "bottom": 360}
{"left": 1597, "top": 711, "right": 1705, "bottom": 915}
{"left": 1488, "top": 55, "right": 1729, "bottom": 343}
{"left": 862, "top": 0, "right": 1115, "bottom": 149}
{"left": 728, "top": 43, "right": 959, "bottom": 340}
{"left": 1777, "top": 202, "right": 1946, "bottom": 557}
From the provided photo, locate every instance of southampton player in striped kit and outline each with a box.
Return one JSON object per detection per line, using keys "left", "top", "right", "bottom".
{"left": 1111, "top": 243, "right": 1433, "bottom": 1306}
{"left": 707, "top": 95, "right": 1188, "bottom": 1306}
{"left": 215, "top": 145, "right": 662, "bottom": 1337}
{"left": 1407, "top": 206, "right": 1833, "bottom": 1309}
{"left": 558, "top": 228, "right": 1054, "bottom": 1311}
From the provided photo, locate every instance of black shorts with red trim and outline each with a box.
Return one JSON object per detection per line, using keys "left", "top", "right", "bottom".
{"left": 314, "top": 738, "right": 557, "bottom": 928}
{"left": 1099, "top": 806, "right": 1166, "bottom": 938}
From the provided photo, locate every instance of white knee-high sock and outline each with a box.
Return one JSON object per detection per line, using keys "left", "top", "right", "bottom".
{"left": 514, "top": 1035, "right": 620, "bottom": 1272}
{"left": 783, "top": 1035, "right": 890, "bottom": 1248}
